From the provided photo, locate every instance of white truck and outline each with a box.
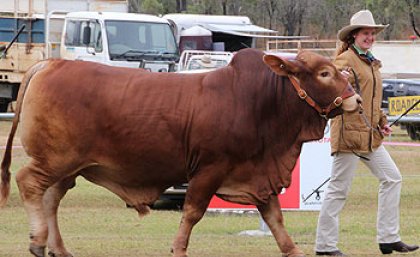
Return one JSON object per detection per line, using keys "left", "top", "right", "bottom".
{"left": 0, "top": 0, "right": 179, "bottom": 112}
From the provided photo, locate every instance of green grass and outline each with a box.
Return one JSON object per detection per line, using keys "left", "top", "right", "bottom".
{"left": 0, "top": 121, "right": 419, "bottom": 256}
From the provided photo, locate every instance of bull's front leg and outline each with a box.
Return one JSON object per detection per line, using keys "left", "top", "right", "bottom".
{"left": 172, "top": 203, "right": 206, "bottom": 257}
{"left": 171, "top": 166, "right": 226, "bottom": 257}
{"left": 257, "top": 195, "right": 305, "bottom": 257}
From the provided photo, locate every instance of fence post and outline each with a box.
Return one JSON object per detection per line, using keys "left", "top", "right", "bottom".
{"left": 0, "top": 113, "right": 15, "bottom": 120}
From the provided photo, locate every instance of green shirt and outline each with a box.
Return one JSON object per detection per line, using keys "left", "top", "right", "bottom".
{"left": 352, "top": 44, "right": 375, "bottom": 62}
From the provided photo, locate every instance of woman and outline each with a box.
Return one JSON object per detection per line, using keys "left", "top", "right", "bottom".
{"left": 314, "top": 10, "right": 419, "bottom": 256}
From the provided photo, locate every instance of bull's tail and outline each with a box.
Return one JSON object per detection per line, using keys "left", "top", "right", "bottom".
{"left": 0, "top": 60, "right": 48, "bottom": 207}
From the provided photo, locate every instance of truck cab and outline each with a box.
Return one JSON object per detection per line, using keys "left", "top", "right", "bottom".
{"left": 61, "top": 12, "right": 179, "bottom": 72}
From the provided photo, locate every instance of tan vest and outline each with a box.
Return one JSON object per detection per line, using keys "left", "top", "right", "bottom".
{"left": 330, "top": 48, "right": 387, "bottom": 155}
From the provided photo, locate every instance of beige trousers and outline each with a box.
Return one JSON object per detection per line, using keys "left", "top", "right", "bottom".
{"left": 315, "top": 145, "right": 402, "bottom": 252}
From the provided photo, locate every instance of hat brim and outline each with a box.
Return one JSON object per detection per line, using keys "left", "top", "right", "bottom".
{"left": 198, "top": 61, "right": 215, "bottom": 68}
{"left": 338, "top": 24, "right": 389, "bottom": 41}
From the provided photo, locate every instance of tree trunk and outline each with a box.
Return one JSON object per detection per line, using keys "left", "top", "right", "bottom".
{"left": 221, "top": 0, "right": 227, "bottom": 15}
{"left": 176, "top": 0, "right": 187, "bottom": 12}
{"left": 406, "top": 0, "right": 420, "bottom": 37}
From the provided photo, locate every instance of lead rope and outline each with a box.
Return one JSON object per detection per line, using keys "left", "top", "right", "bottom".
{"left": 340, "top": 115, "right": 370, "bottom": 161}
{"left": 339, "top": 69, "right": 370, "bottom": 161}
{"left": 357, "top": 103, "right": 383, "bottom": 134}
{"left": 350, "top": 68, "right": 383, "bottom": 135}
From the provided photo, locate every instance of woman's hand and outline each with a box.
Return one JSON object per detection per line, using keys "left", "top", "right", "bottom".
{"left": 380, "top": 124, "right": 393, "bottom": 136}
{"left": 340, "top": 69, "right": 350, "bottom": 79}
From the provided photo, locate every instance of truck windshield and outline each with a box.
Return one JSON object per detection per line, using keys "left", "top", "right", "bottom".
{"left": 105, "top": 20, "right": 178, "bottom": 60}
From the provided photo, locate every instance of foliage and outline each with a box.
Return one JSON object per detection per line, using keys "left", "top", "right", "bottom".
{"left": 128, "top": 0, "right": 420, "bottom": 39}
{"left": 142, "top": 0, "right": 164, "bottom": 15}
{"left": 129, "top": 0, "right": 164, "bottom": 15}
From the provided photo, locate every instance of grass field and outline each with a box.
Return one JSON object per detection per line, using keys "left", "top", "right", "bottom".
{"left": 0, "top": 121, "right": 419, "bottom": 257}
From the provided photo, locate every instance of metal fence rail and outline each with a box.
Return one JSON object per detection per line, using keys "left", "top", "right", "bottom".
{"left": 387, "top": 115, "right": 420, "bottom": 124}
{"left": 0, "top": 113, "right": 15, "bottom": 120}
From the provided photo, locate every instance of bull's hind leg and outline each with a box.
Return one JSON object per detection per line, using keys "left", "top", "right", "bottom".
{"left": 43, "top": 176, "right": 77, "bottom": 257}
{"left": 15, "top": 161, "right": 63, "bottom": 257}
{"left": 257, "top": 195, "right": 305, "bottom": 257}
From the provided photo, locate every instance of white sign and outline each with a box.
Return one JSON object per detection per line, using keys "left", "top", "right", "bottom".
{"left": 299, "top": 123, "right": 332, "bottom": 210}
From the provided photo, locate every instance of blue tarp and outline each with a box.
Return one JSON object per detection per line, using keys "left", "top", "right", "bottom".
{"left": 0, "top": 18, "right": 45, "bottom": 43}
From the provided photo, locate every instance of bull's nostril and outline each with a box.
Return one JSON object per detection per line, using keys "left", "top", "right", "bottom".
{"left": 355, "top": 94, "right": 363, "bottom": 104}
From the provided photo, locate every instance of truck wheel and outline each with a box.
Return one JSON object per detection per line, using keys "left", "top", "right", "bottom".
{"left": 406, "top": 125, "right": 419, "bottom": 141}
{"left": 0, "top": 99, "right": 10, "bottom": 112}
{"left": 415, "top": 128, "right": 420, "bottom": 141}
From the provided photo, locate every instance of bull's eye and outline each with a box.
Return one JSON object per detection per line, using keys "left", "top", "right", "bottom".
{"left": 320, "top": 71, "right": 330, "bottom": 77}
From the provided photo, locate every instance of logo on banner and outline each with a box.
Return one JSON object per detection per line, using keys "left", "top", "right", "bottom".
{"left": 300, "top": 177, "right": 330, "bottom": 206}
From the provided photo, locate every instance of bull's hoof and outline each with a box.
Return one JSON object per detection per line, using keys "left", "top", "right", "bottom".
{"left": 48, "top": 250, "right": 74, "bottom": 257}
{"left": 29, "top": 244, "right": 46, "bottom": 257}
{"left": 282, "top": 252, "right": 305, "bottom": 257}
{"left": 171, "top": 248, "right": 188, "bottom": 257}
{"left": 171, "top": 252, "right": 188, "bottom": 257}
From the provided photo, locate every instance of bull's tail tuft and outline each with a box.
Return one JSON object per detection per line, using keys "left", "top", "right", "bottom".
{"left": 0, "top": 60, "right": 48, "bottom": 208}
{"left": 0, "top": 155, "right": 11, "bottom": 207}
{"left": 0, "top": 110, "right": 16, "bottom": 207}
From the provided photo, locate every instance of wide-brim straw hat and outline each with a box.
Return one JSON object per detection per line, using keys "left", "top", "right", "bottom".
{"left": 338, "top": 10, "right": 389, "bottom": 42}
{"left": 198, "top": 55, "right": 215, "bottom": 68}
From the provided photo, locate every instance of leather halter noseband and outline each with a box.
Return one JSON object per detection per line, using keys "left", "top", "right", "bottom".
{"left": 288, "top": 75, "right": 355, "bottom": 119}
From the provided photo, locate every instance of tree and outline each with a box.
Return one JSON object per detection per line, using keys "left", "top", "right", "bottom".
{"left": 129, "top": 0, "right": 142, "bottom": 13}
{"left": 141, "top": 0, "right": 164, "bottom": 15}
{"left": 188, "top": 0, "right": 218, "bottom": 14}
{"left": 276, "top": 0, "right": 308, "bottom": 36}
{"left": 159, "top": 0, "right": 179, "bottom": 13}
{"left": 176, "top": 0, "right": 187, "bottom": 12}
{"left": 221, "top": 0, "right": 228, "bottom": 15}
{"left": 406, "top": 0, "right": 420, "bottom": 37}
{"left": 262, "top": 0, "right": 278, "bottom": 30}
{"left": 227, "top": 0, "right": 243, "bottom": 15}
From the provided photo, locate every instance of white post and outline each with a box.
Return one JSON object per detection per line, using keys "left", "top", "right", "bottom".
{"left": 259, "top": 216, "right": 270, "bottom": 232}
{"left": 238, "top": 214, "right": 272, "bottom": 236}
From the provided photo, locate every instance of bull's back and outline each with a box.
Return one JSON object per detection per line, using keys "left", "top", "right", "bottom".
{"left": 20, "top": 60, "right": 203, "bottom": 176}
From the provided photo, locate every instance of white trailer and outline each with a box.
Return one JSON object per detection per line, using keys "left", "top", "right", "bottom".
{"left": 163, "top": 13, "right": 278, "bottom": 52}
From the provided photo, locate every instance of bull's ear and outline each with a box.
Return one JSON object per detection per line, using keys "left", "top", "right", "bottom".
{"left": 263, "top": 55, "right": 300, "bottom": 76}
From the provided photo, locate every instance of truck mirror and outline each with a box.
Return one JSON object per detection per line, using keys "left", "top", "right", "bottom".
{"left": 82, "top": 26, "right": 91, "bottom": 45}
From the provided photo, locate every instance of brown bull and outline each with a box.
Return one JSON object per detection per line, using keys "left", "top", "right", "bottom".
{"left": 0, "top": 48, "right": 360, "bottom": 257}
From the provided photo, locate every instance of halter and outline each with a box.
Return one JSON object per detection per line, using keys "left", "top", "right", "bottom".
{"left": 288, "top": 75, "right": 355, "bottom": 119}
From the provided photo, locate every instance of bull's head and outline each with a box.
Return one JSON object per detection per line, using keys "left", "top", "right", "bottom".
{"left": 263, "top": 51, "right": 361, "bottom": 119}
